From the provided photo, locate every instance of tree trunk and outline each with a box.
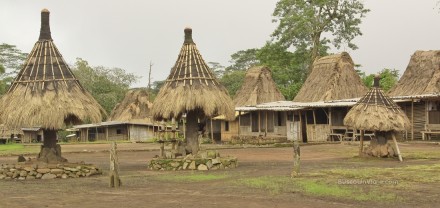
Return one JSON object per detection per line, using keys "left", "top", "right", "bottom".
{"left": 186, "top": 111, "right": 199, "bottom": 154}
{"left": 364, "top": 131, "right": 397, "bottom": 158}
{"left": 37, "top": 129, "right": 68, "bottom": 163}
{"left": 308, "top": 32, "right": 321, "bottom": 74}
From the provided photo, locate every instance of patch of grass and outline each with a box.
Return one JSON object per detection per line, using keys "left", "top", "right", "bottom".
{"left": 237, "top": 176, "right": 298, "bottom": 194}
{"left": 404, "top": 151, "right": 440, "bottom": 159}
{"left": 153, "top": 172, "right": 229, "bottom": 182}
{"left": 0, "top": 143, "right": 39, "bottom": 156}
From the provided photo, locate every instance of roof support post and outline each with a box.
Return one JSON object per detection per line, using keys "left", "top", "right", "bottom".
{"left": 411, "top": 99, "right": 414, "bottom": 140}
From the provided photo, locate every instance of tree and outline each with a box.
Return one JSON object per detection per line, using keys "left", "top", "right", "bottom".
{"left": 71, "top": 58, "right": 140, "bottom": 115}
{"left": 207, "top": 62, "right": 225, "bottom": 78}
{"left": 0, "top": 43, "right": 28, "bottom": 95}
{"left": 219, "top": 70, "right": 246, "bottom": 97}
{"left": 225, "top": 49, "right": 260, "bottom": 72}
{"left": 272, "top": 0, "right": 369, "bottom": 74}
{"left": 361, "top": 68, "right": 399, "bottom": 92}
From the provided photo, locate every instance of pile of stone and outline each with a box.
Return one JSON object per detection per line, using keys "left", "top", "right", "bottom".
{"left": 0, "top": 162, "right": 102, "bottom": 180}
{"left": 149, "top": 150, "right": 238, "bottom": 171}
{"left": 229, "top": 135, "right": 287, "bottom": 145}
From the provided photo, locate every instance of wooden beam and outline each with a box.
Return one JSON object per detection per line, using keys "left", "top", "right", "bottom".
{"left": 238, "top": 111, "right": 241, "bottom": 136}
{"left": 210, "top": 119, "right": 214, "bottom": 144}
{"left": 392, "top": 133, "right": 403, "bottom": 162}
{"left": 411, "top": 99, "right": 414, "bottom": 140}
{"left": 258, "top": 111, "right": 261, "bottom": 134}
{"left": 359, "top": 130, "right": 364, "bottom": 157}
{"left": 265, "top": 111, "right": 268, "bottom": 136}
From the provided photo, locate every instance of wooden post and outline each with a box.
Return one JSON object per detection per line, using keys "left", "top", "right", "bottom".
{"left": 312, "top": 110, "right": 317, "bottom": 141}
{"left": 210, "top": 118, "right": 214, "bottom": 144}
{"left": 359, "top": 130, "right": 364, "bottom": 157}
{"left": 160, "top": 142, "right": 165, "bottom": 158}
{"left": 265, "top": 111, "right": 268, "bottom": 136}
{"left": 109, "top": 142, "right": 121, "bottom": 188}
{"left": 258, "top": 111, "right": 261, "bottom": 134}
{"left": 127, "top": 124, "right": 130, "bottom": 141}
{"left": 105, "top": 126, "right": 109, "bottom": 141}
{"left": 96, "top": 127, "right": 99, "bottom": 141}
{"left": 391, "top": 133, "right": 403, "bottom": 162}
{"left": 238, "top": 111, "right": 241, "bottom": 136}
{"left": 298, "top": 111, "right": 303, "bottom": 142}
{"left": 328, "top": 107, "right": 332, "bottom": 127}
{"left": 86, "top": 128, "right": 89, "bottom": 142}
{"left": 250, "top": 111, "right": 253, "bottom": 132}
{"left": 411, "top": 99, "right": 414, "bottom": 140}
{"left": 291, "top": 130, "right": 300, "bottom": 177}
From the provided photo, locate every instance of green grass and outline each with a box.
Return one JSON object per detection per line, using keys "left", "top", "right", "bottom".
{"left": 237, "top": 176, "right": 399, "bottom": 201}
{"left": 153, "top": 172, "right": 229, "bottom": 182}
{"left": 0, "top": 143, "right": 39, "bottom": 155}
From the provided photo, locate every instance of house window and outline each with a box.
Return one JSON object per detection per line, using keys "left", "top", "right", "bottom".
{"left": 225, "top": 121, "right": 229, "bottom": 132}
{"left": 116, "top": 129, "right": 122, "bottom": 134}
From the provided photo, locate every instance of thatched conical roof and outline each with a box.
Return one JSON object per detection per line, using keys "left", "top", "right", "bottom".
{"left": 344, "top": 76, "right": 411, "bottom": 131}
{"left": 0, "top": 9, "right": 105, "bottom": 130}
{"left": 293, "top": 52, "right": 368, "bottom": 102}
{"left": 388, "top": 50, "right": 440, "bottom": 96}
{"left": 108, "top": 88, "right": 152, "bottom": 123}
{"left": 233, "top": 66, "right": 285, "bottom": 107}
{"left": 151, "top": 28, "right": 234, "bottom": 120}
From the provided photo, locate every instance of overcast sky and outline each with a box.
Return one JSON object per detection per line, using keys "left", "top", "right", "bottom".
{"left": 1, "top": 1, "right": 439, "bottom": 87}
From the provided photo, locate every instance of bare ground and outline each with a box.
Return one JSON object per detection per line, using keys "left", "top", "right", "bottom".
{"left": 0, "top": 142, "right": 439, "bottom": 208}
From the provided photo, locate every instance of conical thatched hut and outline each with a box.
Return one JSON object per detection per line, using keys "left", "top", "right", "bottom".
{"left": 388, "top": 51, "right": 440, "bottom": 140}
{"left": 218, "top": 66, "right": 286, "bottom": 142}
{"left": 108, "top": 88, "right": 152, "bottom": 123}
{"left": 293, "top": 52, "right": 368, "bottom": 102}
{"left": 152, "top": 28, "right": 234, "bottom": 153}
{"left": 344, "top": 75, "right": 410, "bottom": 160}
{"left": 233, "top": 66, "right": 285, "bottom": 107}
{"left": 0, "top": 9, "right": 105, "bottom": 162}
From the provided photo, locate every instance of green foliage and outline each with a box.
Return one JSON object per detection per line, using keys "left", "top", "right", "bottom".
{"left": 149, "top": 80, "right": 165, "bottom": 101}
{"left": 71, "top": 58, "right": 140, "bottom": 116}
{"left": 219, "top": 70, "right": 246, "bottom": 97}
{"left": 272, "top": 0, "right": 369, "bottom": 73}
{"left": 0, "top": 43, "right": 28, "bottom": 95}
{"left": 207, "top": 62, "right": 225, "bottom": 78}
{"left": 225, "top": 48, "right": 260, "bottom": 72}
{"left": 360, "top": 68, "right": 399, "bottom": 92}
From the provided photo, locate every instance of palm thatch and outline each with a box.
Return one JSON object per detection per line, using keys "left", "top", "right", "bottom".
{"left": 0, "top": 9, "right": 105, "bottom": 130}
{"left": 0, "top": 124, "right": 23, "bottom": 138}
{"left": 108, "top": 88, "right": 152, "bottom": 123}
{"left": 388, "top": 50, "right": 440, "bottom": 96}
{"left": 233, "top": 66, "right": 285, "bottom": 107}
{"left": 151, "top": 28, "right": 234, "bottom": 120}
{"left": 293, "top": 52, "right": 368, "bottom": 102}
{"left": 344, "top": 76, "right": 411, "bottom": 132}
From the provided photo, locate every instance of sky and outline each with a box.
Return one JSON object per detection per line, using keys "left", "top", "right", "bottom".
{"left": 1, "top": 1, "right": 440, "bottom": 88}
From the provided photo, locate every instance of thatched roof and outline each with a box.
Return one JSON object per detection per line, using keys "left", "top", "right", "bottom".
{"left": 0, "top": 124, "right": 23, "bottom": 138}
{"left": 108, "top": 88, "right": 153, "bottom": 123}
{"left": 388, "top": 50, "right": 440, "bottom": 97}
{"left": 0, "top": 9, "right": 105, "bottom": 130}
{"left": 151, "top": 28, "right": 234, "bottom": 120}
{"left": 293, "top": 52, "right": 368, "bottom": 102}
{"left": 233, "top": 66, "right": 285, "bottom": 107}
{"left": 344, "top": 76, "right": 410, "bottom": 131}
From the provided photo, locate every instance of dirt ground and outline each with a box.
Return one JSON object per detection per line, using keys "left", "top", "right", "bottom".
{"left": 0, "top": 142, "right": 439, "bottom": 208}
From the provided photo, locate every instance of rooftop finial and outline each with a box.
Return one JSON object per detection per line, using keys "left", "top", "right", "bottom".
{"left": 39, "top": 8, "right": 52, "bottom": 40}
{"left": 184, "top": 27, "right": 193, "bottom": 44}
{"left": 373, "top": 74, "right": 381, "bottom": 88}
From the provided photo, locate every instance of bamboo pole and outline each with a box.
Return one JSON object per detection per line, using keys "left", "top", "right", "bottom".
{"left": 392, "top": 133, "right": 403, "bottom": 162}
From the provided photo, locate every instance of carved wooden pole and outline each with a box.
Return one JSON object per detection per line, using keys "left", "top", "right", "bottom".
{"left": 109, "top": 142, "right": 121, "bottom": 188}
{"left": 291, "top": 122, "right": 301, "bottom": 177}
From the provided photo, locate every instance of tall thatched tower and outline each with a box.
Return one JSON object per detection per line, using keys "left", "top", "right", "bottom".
{"left": 0, "top": 9, "right": 105, "bottom": 162}
{"left": 152, "top": 28, "right": 234, "bottom": 154}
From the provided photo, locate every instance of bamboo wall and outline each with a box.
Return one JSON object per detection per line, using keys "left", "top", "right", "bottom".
{"left": 306, "top": 124, "right": 330, "bottom": 142}
{"left": 129, "top": 125, "right": 154, "bottom": 142}
{"left": 400, "top": 101, "right": 425, "bottom": 140}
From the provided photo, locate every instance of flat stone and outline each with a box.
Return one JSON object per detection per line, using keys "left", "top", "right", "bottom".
{"left": 197, "top": 164, "right": 208, "bottom": 171}
{"left": 170, "top": 162, "right": 180, "bottom": 168}
{"left": 50, "top": 169, "right": 64, "bottom": 175}
{"left": 61, "top": 174, "right": 68, "bottom": 179}
{"left": 206, "top": 160, "right": 213, "bottom": 169}
{"left": 36, "top": 168, "right": 51, "bottom": 174}
{"left": 182, "top": 162, "right": 189, "bottom": 170}
{"left": 211, "top": 158, "right": 221, "bottom": 165}
{"left": 0, "top": 174, "right": 5, "bottom": 179}
{"left": 41, "top": 173, "right": 57, "bottom": 180}
{"left": 19, "top": 171, "right": 28, "bottom": 177}
{"left": 35, "top": 173, "right": 43, "bottom": 179}
{"left": 12, "top": 172, "right": 19, "bottom": 178}
{"left": 24, "top": 167, "right": 35, "bottom": 172}
{"left": 18, "top": 177, "right": 26, "bottom": 180}
{"left": 26, "top": 175, "right": 36, "bottom": 180}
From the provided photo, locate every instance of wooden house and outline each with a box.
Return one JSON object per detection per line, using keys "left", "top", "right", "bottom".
{"left": 21, "top": 127, "right": 43, "bottom": 143}
{"left": 388, "top": 50, "right": 440, "bottom": 140}
{"left": 214, "top": 66, "right": 286, "bottom": 143}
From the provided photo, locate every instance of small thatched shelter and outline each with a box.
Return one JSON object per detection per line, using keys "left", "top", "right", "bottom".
{"left": 293, "top": 52, "right": 368, "bottom": 102}
{"left": 218, "top": 66, "right": 286, "bottom": 142}
{"left": 108, "top": 88, "right": 152, "bottom": 123}
{"left": 344, "top": 76, "right": 410, "bottom": 161}
{"left": 388, "top": 50, "right": 440, "bottom": 140}
{"left": 0, "top": 9, "right": 105, "bottom": 162}
{"left": 152, "top": 28, "right": 234, "bottom": 153}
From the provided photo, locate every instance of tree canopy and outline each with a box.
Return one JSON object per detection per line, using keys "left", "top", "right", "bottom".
{"left": 72, "top": 58, "right": 140, "bottom": 116}
{"left": 0, "top": 43, "right": 28, "bottom": 95}
{"left": 360, "top": 68, "right": 399, "bottom": 92}
{"left": 272, "top": 0, "right": 369, "bottom": 73}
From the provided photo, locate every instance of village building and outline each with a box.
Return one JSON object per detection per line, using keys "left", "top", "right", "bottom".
{"left": 73, "top": 88, "right": 158, "bottom": 142}
{"left": 388, "top": 50, "right": 440, "bottom": 140}
{"left": 214, "top": 66, "right": 286, "bottom": 143}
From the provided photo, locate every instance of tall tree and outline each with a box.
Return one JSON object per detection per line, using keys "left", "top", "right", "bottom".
{"left": 225, "top": 48, "right": 260, "bottom": 72}
{"left": 272, "top": 0, "right": 369, "bottom": 74}
{"left": 0, "top": 43, "right": 28, "bottom": 95}
{"left": 72, "top": 58, "right": 140, "bottom": 115}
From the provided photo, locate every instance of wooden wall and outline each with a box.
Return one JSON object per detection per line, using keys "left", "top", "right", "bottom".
{"left": 306, "top": 124, "right": 330, "bottom": 142}
{"left": 399, "top": 101, "right": 425, "bottom": 140}
{"left": 129, "top": 125, "right": 154, "bottom": 142}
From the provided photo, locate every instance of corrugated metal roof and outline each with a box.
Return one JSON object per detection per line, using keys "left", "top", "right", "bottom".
{"left": 73, "top": 121, "right": 155, "bottom": 129}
